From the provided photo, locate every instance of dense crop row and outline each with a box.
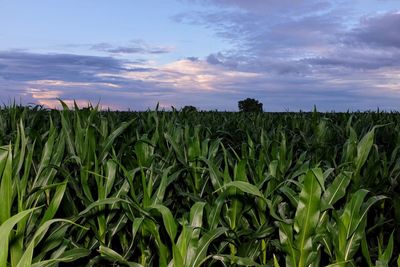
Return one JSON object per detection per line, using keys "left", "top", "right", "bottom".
{"left": 0, "top": 102, "right": 399, "bottom": 266}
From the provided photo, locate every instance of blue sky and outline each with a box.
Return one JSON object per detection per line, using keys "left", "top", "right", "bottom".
{"left": 1, "top": 0, "right": 399, "bottom": 111}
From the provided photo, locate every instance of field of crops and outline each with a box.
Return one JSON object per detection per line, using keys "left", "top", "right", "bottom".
{"left": 0, "top": 102, "right": 399, "bottom": 266}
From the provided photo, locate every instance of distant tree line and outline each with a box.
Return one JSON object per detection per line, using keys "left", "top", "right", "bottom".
{"left": 181, "top": 98, "right": 263, "bottom": 113}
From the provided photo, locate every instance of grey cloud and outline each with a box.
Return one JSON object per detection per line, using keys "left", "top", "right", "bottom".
{"left": 186, "top": 56, "right": 199, "bottom": 61}
{"left": 0, "top": 51, "right": 124, "bottom": 82}
{"left": 173, "top": 8, "right": 344, "bottom": 60}
{"left": 305, "top": 50, "right": 400, "bottom": 70}
{"left": 107, "top": 46, "right": 171, "bottom": 54}
{"left": 0, "top": 50, "right": 170, "bottom": 94}
{"left": 349, "top": 12, "right": 400, "bottom": 48}
{"left": 182, "top": 0, "right": 332, "bottom": 15}
{"left": 124, "top": 67, "right": 158, "bottom": 72}
{"left": 177, "top": 2, "right": 400, "bottom": 73}
{"left": 91, "top": 40, "right": 172, "bottom": 54}
{"left": 206, "top": 53, "right": 223, "bottom": 65}
{"left": 303, "top": 12, "right": 400, "bottom": 70}
{"left": 90, "top": 42, "right": 113, "bottom": 51}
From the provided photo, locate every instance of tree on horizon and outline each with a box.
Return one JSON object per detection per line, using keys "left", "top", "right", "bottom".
{"left": 238, "top": 98, "right": 263, "bottom": 112}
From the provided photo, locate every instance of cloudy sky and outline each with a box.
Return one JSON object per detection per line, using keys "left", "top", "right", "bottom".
{"left": 1, "top": 0, "right": 399, "bottom": 111}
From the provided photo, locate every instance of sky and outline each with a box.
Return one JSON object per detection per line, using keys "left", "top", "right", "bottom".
{"left": 0, "top": 0, "right": 400, "bottom": 111}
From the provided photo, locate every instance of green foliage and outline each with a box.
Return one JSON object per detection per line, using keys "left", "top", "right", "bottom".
{"left": 181, "top": 105, "right": 198, "bottom": 112}
{"left": 0, "top": 102, "right": 399, "bottom": 266}
{"left": 238, "top": 98, "right": 263, "bottom": 112}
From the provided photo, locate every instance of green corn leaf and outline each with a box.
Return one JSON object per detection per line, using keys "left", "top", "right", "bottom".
{"left": 355, "top": 127, "right": 375, "bottom": 173}
{"left": 273, "top": 254, "right": 281, "bottom": 267}
{"left": 379, "top": 232, "right": 394, "bottom": 264}
{"left": 0, "top": 145, "right": 9, "bottom": 176}
{"left": 190, "top": 202, "right": 206, "bottom": 229}
{"left": 344, "top": 222, "right": 365, "bottom": 261}
{"left": 0, "top": 144, "right": 12, "bottom": 224}
{"left": 361, "top": 235, "right": 373, "bottom": 267}
{"left": 99, "top": 246, "right": 143, "bottom": 267}
{"left": 105, "top": 160, "right": 117, "bottom": 197}
{"left": 17, "top": 219, "right": 87, "bottom": 267}
{"left": 325, "top": 261, "right": 351, "bottom": 267}
{"left": 321, "top": 172, "right": 351, "bottom": 211}
{"left": 152, "top": 167, "right": 179, "bottom": 205}
{"left": 32, "top": 126, "right": 56, "bottom": 189}
{"left": 170, "top": 243, "right": 184, "bottom": 267}
{"left": 312, "top": 168, "right": 325, "bottom": 192}
{"left": 39, "top": 181, "right": 67, "bottom": 226}
{"left": 294, "top": 170, "right": 321, "bottom": 267}
{"left": 180, "top": 202, "right": 207, "bottom": 264}
{"left": 31, "top": 248, "right": 90, "bottom": 267}
{"left": 348, "top": 194, "right": 386, "bottom": 238}
{"left": 218, "top": 181, "right": 265, "bottom": 200}
{"left": 280, "top": 185, "right": 299, "bottom": 207}
{"left": 212, "top": 254, "right": 262, "bottom": 266}
{"left": 177, "top": 225, "right": 192, "bottom": 264}
{"left": 0, "top": 208, "right": 38, "bottom": 267}
{"left": 100, "top": 118, "right": 135, "bottom": 162}
{"left": 149, "top": 204, "right": 177, "bottom": 242}
{"left": 190, "top": 227, "right": 227, "bottom": 267}
{"left": 78, "top": 198, "right": 129, "bottom": 216}
{"left": 208, "top": 193, "right": 225, "bottom": 230}
{"left": 278, "top": 222, "right": 297, "bottom": 267}
{"left": 14, "top": 120, "right": 28, "bottom": 177}
{"left": 347, "top": 196, "right": 386, "bottom": 238}
{"left": 340, "top": 189, "right": 369, "bottom": 238}
{"left": 135, "top": 139, "right": 154, "bottom": 168}
{"left": 164, "top": 133, "right": 185, "bottom": 164}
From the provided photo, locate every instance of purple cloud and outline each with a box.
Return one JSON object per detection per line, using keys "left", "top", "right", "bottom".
{"left": 348, "top": 12, "right": 400, "bottom": 48}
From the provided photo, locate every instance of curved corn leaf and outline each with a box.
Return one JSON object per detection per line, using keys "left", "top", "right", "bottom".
{"left": 0, "top": 208, "right": 38, "bottom": 267}
{"left": 17, "top": 219, "right": 87, "bottom": 267}
{"left": 321, "top": 172, "right": 351, "bottom": 211}
{"left": 31, "top": 248, "right": 90, "bottom": 267}
{"left": 218, "top": 181, "right": 265, "bottom": 200}
{"left": 189, "top": 227, "right": 227, "bottom": 267}
{"left": 99, "top": 246, "right": 143, "bottom": 267}
{"left": 212, "top": 254, "right": 262, "bottom": 266}
{"left": 149, "top": 204, "right": 177, "bottom": 242}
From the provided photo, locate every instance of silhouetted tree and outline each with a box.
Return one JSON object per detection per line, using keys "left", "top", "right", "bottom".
{"left": 238, "top": 98, "right": 263, "bottom": 112}
{"left": 182, "top": 105, "right": 197, "bottom": 112}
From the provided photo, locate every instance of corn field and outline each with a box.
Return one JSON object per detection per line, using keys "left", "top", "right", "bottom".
{"left": 0, "top": 102, "right": 399, "bottom": 266}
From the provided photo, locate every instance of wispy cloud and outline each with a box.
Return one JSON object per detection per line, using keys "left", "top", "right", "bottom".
{"left": 180, "top": 0, "right": 332, "bottom": 15}
{"left": 90, "top": 40, "right": 173, "bottom": 55}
